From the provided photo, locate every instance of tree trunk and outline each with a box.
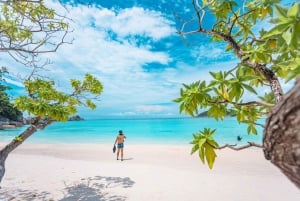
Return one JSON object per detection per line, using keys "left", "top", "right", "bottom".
{"left": 263, "top": 79, "right": 300, "bottom": 189}
{"left": 0, "top": 125, "right": 38, "bottom": 183}
{"left": 0, "top": 151, "right": 7, "bottom": 184}
{"left": 0, "top": 118, "right": 51, "bottom": 183}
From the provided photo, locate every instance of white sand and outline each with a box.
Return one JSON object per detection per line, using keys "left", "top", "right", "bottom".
{"left": 0, "top": 143, "right": 299, "bottom": 201}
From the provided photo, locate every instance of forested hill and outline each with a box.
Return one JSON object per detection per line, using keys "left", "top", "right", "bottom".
{"left": 0, "top": 90, "right": 23, "bottom": 129}
{"left": 197, "top": 109, "right": 236, "bottom": 117}
{"left": 0, "top": 69, "right": 23, "bottom": 128}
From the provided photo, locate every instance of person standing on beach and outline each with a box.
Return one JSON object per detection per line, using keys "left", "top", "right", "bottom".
{"left": 114, "top": 130, "right": 126, "bottom": 161}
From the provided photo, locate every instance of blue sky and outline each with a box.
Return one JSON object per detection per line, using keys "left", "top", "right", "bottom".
{"left": 2, "top": 0, "right": 294, "bottom": 118}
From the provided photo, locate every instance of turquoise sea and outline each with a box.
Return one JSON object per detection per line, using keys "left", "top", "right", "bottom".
{"left": 0, "top": 117, "right": 264, "bottom": 146}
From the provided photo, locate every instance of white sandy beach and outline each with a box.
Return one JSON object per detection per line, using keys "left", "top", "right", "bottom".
{"left": 0, "top": 143, "right": 299, "bottom": 201}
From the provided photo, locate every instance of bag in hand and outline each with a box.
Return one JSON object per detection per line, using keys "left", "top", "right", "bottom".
{"left": 113, "top": 145, "right": 116, "bottom": 153}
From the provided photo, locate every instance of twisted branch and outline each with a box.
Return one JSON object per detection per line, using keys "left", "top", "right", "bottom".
{"left": 217, "top": 142, "right": 263, "bottom": 150}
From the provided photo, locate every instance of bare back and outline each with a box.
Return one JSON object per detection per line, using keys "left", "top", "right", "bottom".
{"left": 116, "top": 135, "right": 126, "bottom": 144}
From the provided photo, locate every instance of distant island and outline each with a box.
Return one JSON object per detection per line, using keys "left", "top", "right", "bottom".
{"left": 197, "top": 109, "right": 236, "bottom": 118}
{"left": 0, "top": 114, "right": 84, "bottom": 129}
{"left": 68, "top": 115, "right": 84, "bottom": 121}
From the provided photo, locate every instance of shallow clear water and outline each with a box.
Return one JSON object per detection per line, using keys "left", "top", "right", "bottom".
{"left": 0, "top": 117, "right": 264, "bottom": 145}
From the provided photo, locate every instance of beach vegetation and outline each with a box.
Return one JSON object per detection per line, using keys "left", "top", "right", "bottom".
{"left": 0, "top": 0, "right": 103, "bottom": 183}
{"left": 174, "top": 0, "right": 300, "bottom": 188}
{"left": 0, "top": 68, "right": 23, "bottom": 122}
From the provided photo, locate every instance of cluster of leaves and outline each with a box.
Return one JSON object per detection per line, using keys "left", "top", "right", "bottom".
{"left": 203, "top": 0, "right": 300, "bottom": 80}
{"left": 14, "top": 74, "right": 103, "bottom": 122}
{"left": 0, "top": 68, "right": 23, "bottom": 121}
{"left": 174, "top": 67, "right": 266, "bottom": 133}
{"left": 191, "top": 128, "right": 219, "bottom": 169}
{"left": 175, "top": 0, "right": 300, "bottom": 169}
{"left": 261, "top": 3, "right": 300, "bottom": 81}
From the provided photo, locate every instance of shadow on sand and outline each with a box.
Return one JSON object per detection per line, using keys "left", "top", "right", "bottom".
{"left": 117, "top": 158, "right": 134, "bottom": 161}
{"left": 60, "top": 176, "right": 135, "bottom": 201}
{"left": 0, "top": 188, "right": 52, "bottom": 201}
{"left": 0, "top": 176, "right": 135, "bottom": 201}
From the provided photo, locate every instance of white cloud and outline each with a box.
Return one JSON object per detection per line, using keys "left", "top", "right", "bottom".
{"left": 110, "top": 7, "right": 175, "bottom": 40}
{"left": 45, "top": 1, "right": 173, "bottom": 75}
{"left": 135, "top": 105, "right": 172, "bottom": 113}
{"left": 30, "top": 1, "right": 177, "bottom": 117}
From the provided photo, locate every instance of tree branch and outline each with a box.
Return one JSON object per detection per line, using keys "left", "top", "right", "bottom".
{"left": 207, "top": 100, "right": 274, "bottom": 108}
{"left": 228, "top": 6, "right": 257, "bottom": 35}
{"left": 0, "top": 0, "right": 72, "bottom": 67}
{"left": 217, "top": 142, "right": 263, "bottom": 150}
{"left": 178, "top": 1, "right": 284, "bottom": 103}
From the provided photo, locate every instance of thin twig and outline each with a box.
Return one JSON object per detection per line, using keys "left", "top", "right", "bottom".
{"left": 207, "top": 100, "right": 274, "bottom": 108}
{"left": 217, "top": 142, "right": 263, "bottom": 150}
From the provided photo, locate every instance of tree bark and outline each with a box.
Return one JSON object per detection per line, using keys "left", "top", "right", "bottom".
{"left": 0, "top": 118, "right": 51, "bottom": 183}
{"left": 263, "top": 79, "right": 300, "bottom": 189}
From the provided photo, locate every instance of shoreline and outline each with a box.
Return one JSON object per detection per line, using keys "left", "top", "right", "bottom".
{"left": 1, "top": 142, "right": 300, "bottom": 200}
{"left": 0, "top": 117, "right": 264, "bottom": 146}
{"left": 0, "top": 136, "right": 263, "bottom": 147}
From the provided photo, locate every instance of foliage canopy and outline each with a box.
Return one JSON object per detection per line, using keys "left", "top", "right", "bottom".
{"left": 174, "top": 0, "right": 300, "bottom": 168}
{"left": 0, "top": 0, "right": 69, "bottom": 65}
{"left": 14, "top": 74, "right": 103, "bottom": 122}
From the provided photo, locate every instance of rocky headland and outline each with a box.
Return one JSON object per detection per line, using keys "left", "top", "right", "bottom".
{"left": 0, "top": 115, "right": 23, "bottom": 130}
{"left": 0, "top": 115, "right": 84, "bottom": 130}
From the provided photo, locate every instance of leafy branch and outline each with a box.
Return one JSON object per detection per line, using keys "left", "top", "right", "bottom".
{"left": 14, "top": 74, "right": 103, "bottom": 121}
{"left": 0, "top": 0, "right": 72, "bottom": 66}
{"left": 175, "top": 1, "right": 300, "bottom": 170}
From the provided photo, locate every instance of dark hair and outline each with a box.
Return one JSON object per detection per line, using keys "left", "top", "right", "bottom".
{"left": 119, "top": 130, "right": 123, "bottom": 135}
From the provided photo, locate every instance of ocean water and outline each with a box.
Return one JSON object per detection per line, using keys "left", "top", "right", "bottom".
{"left": 0, "top": 117, "right": 264, "bottom": 146}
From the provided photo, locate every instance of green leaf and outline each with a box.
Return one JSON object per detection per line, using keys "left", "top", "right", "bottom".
{"left": 191, "top": 144, "right": 199, "bottom": 155}
{"left": 247, "top": 124, "right": 258, "bottom": 135}
{"left": 290, "top": 23, "right": 299, "bottom": 49}
{"left": 209, "top": 71, "right": 218, "bottom": 79}
{"left": 252, "top": 126, "right": 258, "bottom": 135}
{"left": 287, "top": 3, "right": 299, "bottom": 17}
{"left": 262, "top": 22, "right": 291, "bottom": 39}
{"left": 274, "top": 4, "right": 288, "bottom": 19}
{"left": 198, "top": 137, "right": 207, "bottom": 148}
{"left": 207, "top": 138, "right": 219, "bottom": 148}
{"left": 277, "top": 67, "right": 288, "bottom": 78}
{"left": 242, "top": 84, "right": 257, "bottom": 94}
{"left": 204, "top": 144, "right": 217, "bottom": 169}
{"left": 282, "top": 28, "right": 292, "bottom": 45}
{"left": 199, "top": 146, "right": 205, "bottom": 164}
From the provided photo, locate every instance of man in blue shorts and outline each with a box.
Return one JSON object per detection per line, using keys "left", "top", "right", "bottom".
{"left": 114, "top": 130, "right": 126, "bottom": 161}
